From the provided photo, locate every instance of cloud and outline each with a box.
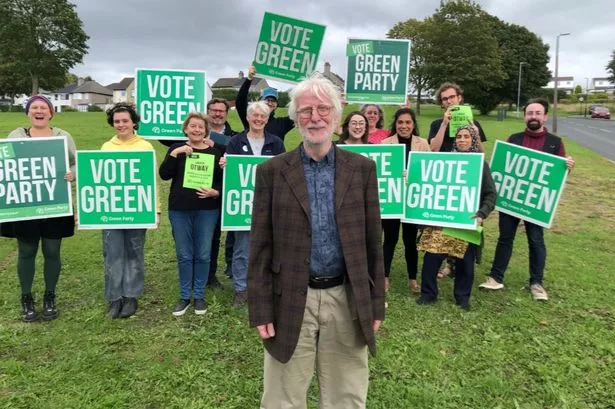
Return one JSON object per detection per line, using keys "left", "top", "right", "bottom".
{"left": 70, "top": 0, "right": 615, "bottom": 90}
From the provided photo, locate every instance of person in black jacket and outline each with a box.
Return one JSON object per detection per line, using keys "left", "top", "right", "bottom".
{"left": 220, "top": 100, "right": 285, "bottom": 307}
{"left": 159, "top": 112, "right": 223, "bottom": 316}
{"left": 235, "top": 65, "right": 294, "bottom": 140}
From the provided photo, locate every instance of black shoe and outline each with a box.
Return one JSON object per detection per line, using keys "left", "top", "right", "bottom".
{"left": 193, "top": 299, "right": 207, "bottom": 315}
{"left": 172, "top": 299, "right": 191, "bottom": 316}
{"left": 42, "top": 291, "right": 59, "bottom": 321}
{"left": 416, "top": 295, "right": 436, "bottom": 306}
{"left": 21, "top": 294, "right": 37, "bottom": 322}
{"left": 233, "top": 291, "right": 248, "bottom": 308}
{"left": 107, "top": 299, "right": 122, "bottom": 319}
{"left": 119, "top": 297, "right": 137, "bottom": 318}
{"left": 206, "top": 278, "right": 223, "bottom": 289}
{"left": 456, "top": 299, "right": 471, "bottom": 311}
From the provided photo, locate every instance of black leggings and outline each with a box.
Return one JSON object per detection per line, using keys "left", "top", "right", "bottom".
{"left": 382, "top": 219, "right": 418, "bottom": 279}
{"left": 17, "top": 237, "right": 62, "bottom": 295}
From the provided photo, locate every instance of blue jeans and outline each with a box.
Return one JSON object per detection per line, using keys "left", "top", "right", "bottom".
{"left": 490, "top": 212, "right": 546, "bottom": 285}
{"left": 102, "top": 229, "right": 146, "bottom": 301}
{"left": 231, "top": 231, "right": 250, "bottom": 293}
{"left": 169, "top": 209, "right": 219, "bottom": 300}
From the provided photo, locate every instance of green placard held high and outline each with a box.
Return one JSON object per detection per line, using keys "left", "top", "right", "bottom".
{"left": 254, "top": 12, "right": 326, "bottom": 83}
{"left": 135, "top": 68, "right": 207, "bottom": 139}
{"left": 490, "top": 140, "right": 568, "bottom": 228}
{"left": 404, "top": 151, "right": 484, "bottom": 229}
{"left": 448, "top": 105, "right": 474, "bottom": 138}
{"left": 76, "top": 150, "right": 157, "bottom": 229}
{"left": 345, "top": 38, "right": 410, "bottom": 105}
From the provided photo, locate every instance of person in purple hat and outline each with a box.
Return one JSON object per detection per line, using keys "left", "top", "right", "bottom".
{"left": 236, "top": 64, "right": 294, "bottom": 141}
{"left": 1, "top": 95, "right": 76, "bottom": 322}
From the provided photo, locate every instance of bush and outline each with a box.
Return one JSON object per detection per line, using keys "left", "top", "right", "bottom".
{"left": 87, "top": 105, "right": 103, "bottom": 112}
{"left": 0, "top": 104, "right": 24, "bottom": 112}
{"left": 61, "top": 105, "right": 77, "bottom": 112}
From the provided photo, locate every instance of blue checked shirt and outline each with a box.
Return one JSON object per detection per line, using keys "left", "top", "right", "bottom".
{"left": 300, "top": 144, "right": 346, "bottom": 278}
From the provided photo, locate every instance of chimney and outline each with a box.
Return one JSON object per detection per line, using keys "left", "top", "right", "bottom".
{"left": 238, "top": 71, "right": 244, "bottom": 79}
{"left": 77, "top": 77, "right": 84, "bottom": 86}
{"left": 324, "top": 62, "right": 331, "bottom": 75}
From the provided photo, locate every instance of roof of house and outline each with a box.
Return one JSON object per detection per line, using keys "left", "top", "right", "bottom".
{"left": 550, "top": 76, "right": 574, "bottom": 81}
{"left": 73, "top": 81, "right": 113, "bottom": 96}
{"left": 211, "top": 77, "right": 265, "bottom": 88}
{"left": 55, "top": 83, "right": 79, "bottom": 94}
{"left": 106, "top": 77, "right": 134, "bottom": 90}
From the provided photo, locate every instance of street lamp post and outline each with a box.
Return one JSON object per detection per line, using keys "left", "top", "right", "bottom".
{"left": 553, "top": 32, "right": 570, "bottom": 134}
{"left": 516, "top": 62, "right": 528, "bottom": 118}
{"left": 584, "top": 77, "right": 590, "bottom": 118}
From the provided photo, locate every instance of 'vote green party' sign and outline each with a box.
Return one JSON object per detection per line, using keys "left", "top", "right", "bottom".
{"left": 338, "top": 144, "right": 405, "bottom": 218}
{"left": 221, "top": 155, "right": 270, "bottom": 231}
{"left": 254, "top": 12, "right": 326, "bottom": 83}
{"left": 345, "top": 38, "right": 410, "bottom": 105}
{"left": 135, "top": 68, "right": 207, "bottom": 139}
{"left": 0, "top": 136, "right": 72, "bottom": 223}
{"left": 76, "top": 151, "right": 157, "bottom": 229}
{"left": 404, "top": 152, "right": 484, "bottom": 229}
{"left": 490, "top": 141, "right": 568, "bottom": 228}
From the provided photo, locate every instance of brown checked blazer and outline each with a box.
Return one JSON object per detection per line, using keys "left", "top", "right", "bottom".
{"left": 248, "top": 145, "right": 385, "bottom": 364}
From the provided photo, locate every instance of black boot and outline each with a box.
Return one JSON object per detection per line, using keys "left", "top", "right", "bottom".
{"left": 107, "top": 299, "right": 122, "bottom": 319}
{"left": 119, "top": 297, "right": 137, "bottom": 318}
{"left": 21, "top": 294, "right": 37, "bottom": 322}
{"left": 42, "top": 291, "right": 59, "bottom": 321}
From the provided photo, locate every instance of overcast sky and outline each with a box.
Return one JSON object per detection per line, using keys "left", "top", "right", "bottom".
{"left": 70, "top": 0, "right": 615, "bottom": 91}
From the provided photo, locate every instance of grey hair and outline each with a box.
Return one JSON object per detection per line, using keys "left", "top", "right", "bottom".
{"left": 247, "top": 100, "right": 271, "bottom": 117}
{"left": 288, "top": 72, "right": 342, "bottom": 122}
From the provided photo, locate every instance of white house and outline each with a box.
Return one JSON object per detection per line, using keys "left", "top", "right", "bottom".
{"left": 591, "top": 77, "right": 615, "bottom": 93}
{"left": 544, "top": 76, "right": 575, "bottom": 94}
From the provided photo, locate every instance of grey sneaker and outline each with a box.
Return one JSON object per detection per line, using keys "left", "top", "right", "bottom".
{"left": 479, "top": 277, "right": 504, "bottom": 290}
{"left": 193, "top": 299, "right": 207, "bottom": 315}
{"left": 530, "top": 284, "right": 548, "bottom": 301}
{"left": 172, "top": 299, "right": 190, "bottom": 316}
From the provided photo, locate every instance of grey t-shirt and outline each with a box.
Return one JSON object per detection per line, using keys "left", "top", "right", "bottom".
{"left": 247, "top": 136, "right": 265, "bottom": 156}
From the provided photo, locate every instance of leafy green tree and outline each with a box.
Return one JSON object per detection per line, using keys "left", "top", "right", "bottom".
{"left": 574, "top": 85, "right": 582, "bottom": 94}
{"left": 607, "top": 50, "right": 615, "bottom": 84}
{"left": 0, "top": 0, "right": 89, "bottom": 94}
{"left": 421, "top": 0, "right": 506, "bottom": 114}
{"left": 485, "top": 16, "right": 551, "bottom": 109}
{"left": 387, "top": 18, "right": 434, "bottom": 114}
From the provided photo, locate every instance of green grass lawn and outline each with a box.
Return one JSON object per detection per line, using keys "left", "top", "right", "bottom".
{"left": 1, "top": 106, "right": 614, "bottom": 408}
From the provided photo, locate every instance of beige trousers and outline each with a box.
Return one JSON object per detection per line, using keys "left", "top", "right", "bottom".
{"left": 261, "top": 284, "right": 369, "bottom": 409}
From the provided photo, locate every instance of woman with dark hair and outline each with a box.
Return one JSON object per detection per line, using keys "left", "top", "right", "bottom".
{"left": 159, "top": 112, "right": 223, "bottom": 316}
{"left": 379, "top": 108, "right": 430, "bottom": 294}
{"left": 1, "top": 95, "right": 75, "bottom": 322}
{"left": 336, "top": 111, "right": 369, "bottom": 145}
{"left": 361, "top": 104, "right": 390, "bottom": 144}
{"left": 416, "top": 125, "right": 496, "bottom": 311}
{"left": 101, "top": 103, "right": 160, "bottom": 319}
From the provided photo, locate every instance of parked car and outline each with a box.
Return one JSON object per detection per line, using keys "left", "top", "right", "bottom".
{"left": 591, "top": 107, "right": 611, "bottom": 119}
{"left": 588, "top": 104, "right": 607, "bottom": 115}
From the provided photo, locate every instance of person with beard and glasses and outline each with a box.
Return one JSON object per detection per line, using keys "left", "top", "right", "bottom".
{"left": 428, "top": 82, "right": 487, "bottom": 153}
{"left": 416, "top": 125, "right": 496, "bottom": 311}
{"left": 236, "top": 65, "right": 294, "bottom": 141}
{"left": 479, "top": 98, "right": 575, "bottom": 301}
{"left": 379, "top": 108, "right": 430, "bottom": 295}
{"left": 248, "top": 73, "right": 384, "bottom": 408}
{"left": 205, "top": 98, "right": 238, "bottom": 289}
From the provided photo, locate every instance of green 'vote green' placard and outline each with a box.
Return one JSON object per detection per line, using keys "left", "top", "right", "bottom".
{"left": 338, "top": 144, "right": 405, "bottom": 218}
{"left": 0, "top": 136, "right": 72, "bottom": 223}
{"left": 254, "top": 12, "right": 326, "bottom": 83}
{"left": 221, "top": 155, "right": 270, "bottom": 231}
{"left": 136, "top": 68, "right": 207, "bottom": 139}
{"left": 76, "top": 150, "right": 157, "bottom": 229}
{"left": 404, "top": 152, "right": 484, "bottom": 229}
{"left": 489, "top": 140, "right": 568, "bottom": 228}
